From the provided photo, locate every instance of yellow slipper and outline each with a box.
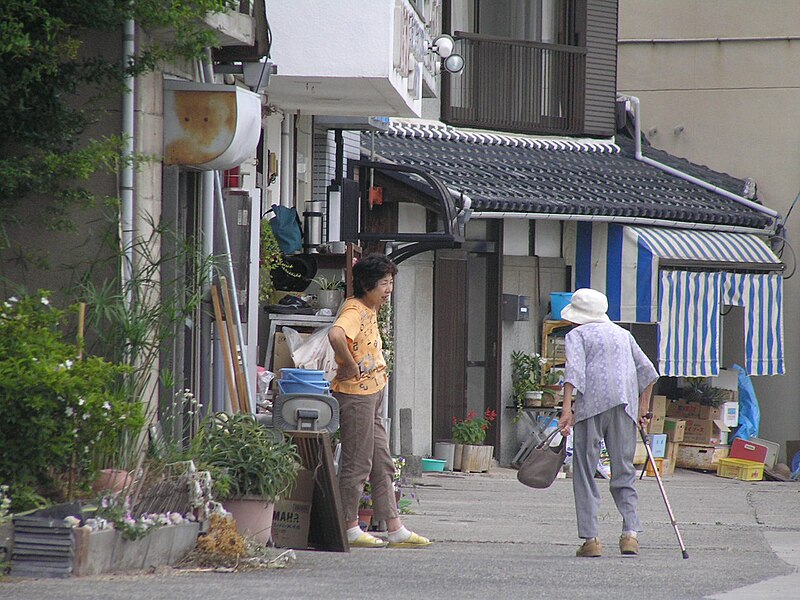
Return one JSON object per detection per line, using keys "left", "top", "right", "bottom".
{"left": 388, "top": 532, "right": 432, "bottom": 548}
{"left": 350, "top": 532, "right": 388, "bottom": 548}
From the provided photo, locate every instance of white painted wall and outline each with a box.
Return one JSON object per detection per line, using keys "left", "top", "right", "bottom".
{"left": 618, "top": 0, "right": 800, "bottom": 460}
{"left": 503, "top": 218, "right": 530, "bottom": 256}
{"left": 267, "top": 0, "right": 433, "bottom": 116}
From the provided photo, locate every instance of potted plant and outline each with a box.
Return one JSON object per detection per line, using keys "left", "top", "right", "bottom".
{"left": 511, "top": 351, "right": 546, "bottom": 420}
{"left": 541, "top": 368, "right": 564, "bottom": 408}
{"left": 451, "top": 409, "right": 497, "bottom": 473}
{"left": 312, "top": 274, "right": 345, "bottom": 312}
{"left": 192, "top": 413, "right": 301, "bottom": 545}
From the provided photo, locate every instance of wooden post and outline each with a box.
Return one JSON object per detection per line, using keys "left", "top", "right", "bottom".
{"left": 211, "top": 285, "right": 240, "bottom": 413}
{"left": 219, "top": 276, "right": 250, "bottom": 414}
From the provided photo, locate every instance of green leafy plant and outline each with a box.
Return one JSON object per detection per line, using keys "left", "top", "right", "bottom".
{"left": 191, "top": 413, "right": 301, "bottom": 501}
{"left": 312, "top": 275, "right": 345, "bottom": 291}
{"left": 685, "top": 378, "right": 729, "bottom": 407}
{"left": 259, "top": 219, "right": 295, "bottom": 302}
{"left": 451, "top": 409, "right": 497, "bottom": 445}
{"left": 511, "top": 351, "right": 546, "bottom": 420}
{"left": 378, "top": 301, "right": 394, "bottom": 374}
{"left": 0, "top": 293, "right": 145, "bottom": 509}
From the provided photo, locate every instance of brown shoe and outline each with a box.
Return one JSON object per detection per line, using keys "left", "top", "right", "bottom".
{"left": 576, "top": 538, "right": 602, "bottom": 557}
{"left": 619, "top": 534, "right": 639, "bottom": 555}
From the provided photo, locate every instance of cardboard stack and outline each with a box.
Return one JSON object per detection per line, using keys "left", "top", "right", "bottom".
{"left": 671, "top": 370, "right": 740, "bottom": 472}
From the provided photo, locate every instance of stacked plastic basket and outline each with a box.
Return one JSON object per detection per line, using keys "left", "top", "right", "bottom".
{"left": 278, "top": 368, "right": 331, "bottom": 395}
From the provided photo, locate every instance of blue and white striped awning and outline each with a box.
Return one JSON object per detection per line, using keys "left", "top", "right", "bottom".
{"left": 572, "top": 223, "right": 784, "bottom": 376}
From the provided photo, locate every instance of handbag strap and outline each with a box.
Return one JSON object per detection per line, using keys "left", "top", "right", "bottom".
{"left": 534, "top": 428, "right": 563, "bottom": 450}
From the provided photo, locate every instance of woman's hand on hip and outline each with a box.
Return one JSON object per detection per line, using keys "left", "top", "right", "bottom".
{"left": 336, "top": 362, "right": 359, "bottom": 381}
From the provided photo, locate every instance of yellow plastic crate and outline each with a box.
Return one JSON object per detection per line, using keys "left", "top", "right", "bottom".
{"left": 716, "top": 458, "right": 764, "bottom": 481}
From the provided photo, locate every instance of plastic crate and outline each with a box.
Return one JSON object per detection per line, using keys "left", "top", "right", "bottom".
{"left": 716, "top": 458, "right": 764, "bottom": 481}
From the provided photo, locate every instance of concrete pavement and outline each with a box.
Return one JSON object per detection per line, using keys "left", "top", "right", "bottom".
{"left": 2, "top": 466, "right": 799, "bottom": 599}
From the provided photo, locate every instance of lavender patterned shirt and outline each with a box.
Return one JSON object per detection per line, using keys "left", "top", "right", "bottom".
{"left": 564, "top": 322, "right": 659, "bottom": 424}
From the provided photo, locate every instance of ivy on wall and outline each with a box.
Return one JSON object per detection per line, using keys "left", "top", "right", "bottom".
{"left": 0, "top": 0, "right": 234, "bottom": 249}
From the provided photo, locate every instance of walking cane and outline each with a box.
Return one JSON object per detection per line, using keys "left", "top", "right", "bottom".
{"left": 639, "top": 416, "right": 689, "bottom": 559}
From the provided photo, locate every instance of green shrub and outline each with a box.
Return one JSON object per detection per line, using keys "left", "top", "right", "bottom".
{"left": 0, "top": 293, "right": 144, "bottom": 509}
{"left": 192, "top": 413, "right": 301, "bottom": 502}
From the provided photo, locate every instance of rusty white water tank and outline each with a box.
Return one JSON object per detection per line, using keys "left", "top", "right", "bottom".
{"left": 163, "top": 79, "right": 261, "bottom": 170}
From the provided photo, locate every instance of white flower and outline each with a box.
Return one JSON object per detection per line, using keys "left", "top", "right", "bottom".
{"left": 63, "top": 516, "right": 80, "bottom": 527}
{"left": 40, "top": 297, "right": 50, "bottom": 305}
{"left": 65, "top": 406, "right": 74, "bottom": 417}
{"left": 77, "top": 397, "right": 84, "bottom": 406}
{"left": 102, "top": 401, "right": 111, "bottom": 411}
{"left": 82, "top": 412, "right": 90, "bottom": 420}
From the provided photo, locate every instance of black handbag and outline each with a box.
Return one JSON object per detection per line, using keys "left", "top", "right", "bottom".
{"left": 517, "top": 429, "right": 567, "bottom": 489}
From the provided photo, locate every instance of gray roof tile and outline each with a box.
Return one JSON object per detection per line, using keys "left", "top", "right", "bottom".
{"left": 362, "top": 121, "right": 774, "bottom": 231}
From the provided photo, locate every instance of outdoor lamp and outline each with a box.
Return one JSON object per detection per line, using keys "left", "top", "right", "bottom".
{"left": 430, "top": 34, "right": 465, "bottom": 74}
{"left": 430, "top": 34, "right": 455, "bottom": 58}
{"left": 443, "top": 53, "right": 465, "bottom": 74}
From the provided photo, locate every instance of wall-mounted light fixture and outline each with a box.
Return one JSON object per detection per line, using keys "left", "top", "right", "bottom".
{"left": 430, "top": 34, "right": 465, "bottom": 74}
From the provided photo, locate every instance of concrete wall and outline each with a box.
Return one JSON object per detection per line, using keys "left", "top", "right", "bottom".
{"left": 393, "top": 252, "right": 435, "bottom": 456}
{"left": 500, "top": 256, "right": 540, "bottom": 465}
{"left": 617, "top": 0, "right": 800, "bottom": 459}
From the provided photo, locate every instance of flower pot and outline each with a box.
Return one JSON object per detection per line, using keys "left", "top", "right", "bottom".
{"left": 434, "top": 441, "right": 456, "bottom": 471}
{"left": 542, "top": 385, "right": 562, "bottom": 407}
{"left": 460, "top": 444, "right": 494, "bottom": 473}
{"left": 524, "top": 390, "right": 544, "bottom": 408}
{"left": 223, "top": 497, "right": 275, "bottom": 545}
{"left": 357, "top": 507, "right": 374, "bottom": 530}
{"left": 91, "top": 469, "right": 133, "bottom": 494}
{"left": 317, "top": 289, "right": 344, "bottom": 312}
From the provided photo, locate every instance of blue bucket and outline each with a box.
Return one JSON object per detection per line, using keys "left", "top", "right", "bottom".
{"left": 278, "top": 379, "right": 330, "bottom": 395}
{"left": 550, "top": 292, "right": 573, "bottom": 319}
{"left": 280, "top": 368, "right": 326, "bottom": 381}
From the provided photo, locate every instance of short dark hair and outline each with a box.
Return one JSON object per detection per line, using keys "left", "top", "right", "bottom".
{"left": 352, "top": 253, "right": 398, "bottom": 297}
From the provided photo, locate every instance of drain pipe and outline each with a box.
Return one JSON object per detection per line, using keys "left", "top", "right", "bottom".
{"left": 121, "top": 18, "right": 135, "bottom": 305}
{"left": 279, "top": 113, "right": 294, "bottom": 207}
{"left": 200, "top": 53, "right": 218, "bottom": 414}
{"left": 624, "top": 95, "right": 780, "bottom": 227}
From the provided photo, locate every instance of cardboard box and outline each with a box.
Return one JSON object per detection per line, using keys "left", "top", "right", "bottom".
{"left": 676, "top": 444, "right": 729, "bottom": 471}
{"left": 663, "top": 418, "right": 686, "bottom": 442}
{"left": 271, "top": 332, "right": 310, "bottom": 391}
{"left": 650, "top": 433, "right": 667, "bottom": 458}
{"left": 661, "top": 457, "right": 676, "bottom": 476}
{"left": 665, "top": 441, "right": 679, "bottom": 465}
{"left": 651, "top": 395, "right": 668, "bottom": 418}
{"left": 271, "top": 469, "right": 314, "bottom": 548}
{"left": 647, "top": 414, "right": 665, "bottom": 434}
{"left": 729, "top": 438, "right": 767, "bottom": 464}
{"left": 666, "top": 400, "right": 720, "bottom": 420}
{"left": 682, "top": 418, "right": 730, "bottom": 446}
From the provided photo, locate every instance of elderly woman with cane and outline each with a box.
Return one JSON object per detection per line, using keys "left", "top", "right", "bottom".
{"left": 557, "top": 288, "right": 658, "bottom": 557}
{"left": 328, "top": 254, "right": 432, "bottom": 549}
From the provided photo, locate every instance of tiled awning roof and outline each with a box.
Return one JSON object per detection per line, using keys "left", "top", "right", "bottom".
{"left": 363, "top": 120, "right": 775, "bottom": 231}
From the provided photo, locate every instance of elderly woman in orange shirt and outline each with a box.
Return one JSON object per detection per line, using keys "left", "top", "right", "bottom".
{"left": 328, "top": 253, "right": 431, "bottom": 549}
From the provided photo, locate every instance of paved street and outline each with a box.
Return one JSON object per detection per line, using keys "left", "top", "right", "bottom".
{"left": 3, "top": 467, "right": 799, "bottom": 599}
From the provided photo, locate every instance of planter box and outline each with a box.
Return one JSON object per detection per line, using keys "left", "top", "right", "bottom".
{"left": 459, "top": 445, "right": 493, "bottom": 473}
{"left": 72, "top": 522, "right": 199, "bottom": 576}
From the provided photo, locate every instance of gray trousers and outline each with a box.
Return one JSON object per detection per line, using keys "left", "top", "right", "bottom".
{"left": 572, "top": 403, "right": 642, "bottom": 539}
{"left": 334, "top": 389, "right": 398, "bottom": 524}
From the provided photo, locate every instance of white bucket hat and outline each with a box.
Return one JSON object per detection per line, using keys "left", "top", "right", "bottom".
{"left": 560, "top": 288, "right": 611, "bottom": 324}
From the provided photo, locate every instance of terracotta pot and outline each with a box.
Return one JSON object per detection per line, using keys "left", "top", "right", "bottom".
{"left": 357, "top": 507, "right": 374, "bottom": 530}
{"left": 224, "top": 497, "right": 275, "bottom": 545}
{"left": 524, "top": 390, "right": 544, "bottom": 408}
{"left": 91, "top": 469, "right": 133, "bottom": 494}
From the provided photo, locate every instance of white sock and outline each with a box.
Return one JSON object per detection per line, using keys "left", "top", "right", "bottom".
{"left": 582, "top": 537, "right": 598, "bottom": 542}
{"left": 387, "top": 525, "right": 411, "bottom": 543}
{"left": 623, "top": 530, "right": 637, "bottom": 538}
{"left": 346, "top": 525, "right": 365, "bottom": 542}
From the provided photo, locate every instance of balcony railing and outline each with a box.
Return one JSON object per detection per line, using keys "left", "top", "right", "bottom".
{"left": 441, "top": 32, "right": 586, "bottom": 136}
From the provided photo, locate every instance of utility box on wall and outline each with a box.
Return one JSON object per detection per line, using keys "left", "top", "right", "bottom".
{"left": 502, "top": 294, "right": 530, "bottom": 321}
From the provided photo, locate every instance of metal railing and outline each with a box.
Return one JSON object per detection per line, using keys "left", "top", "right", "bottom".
{"left": 441, "top": 32, "right": 586, "bottom": 136}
